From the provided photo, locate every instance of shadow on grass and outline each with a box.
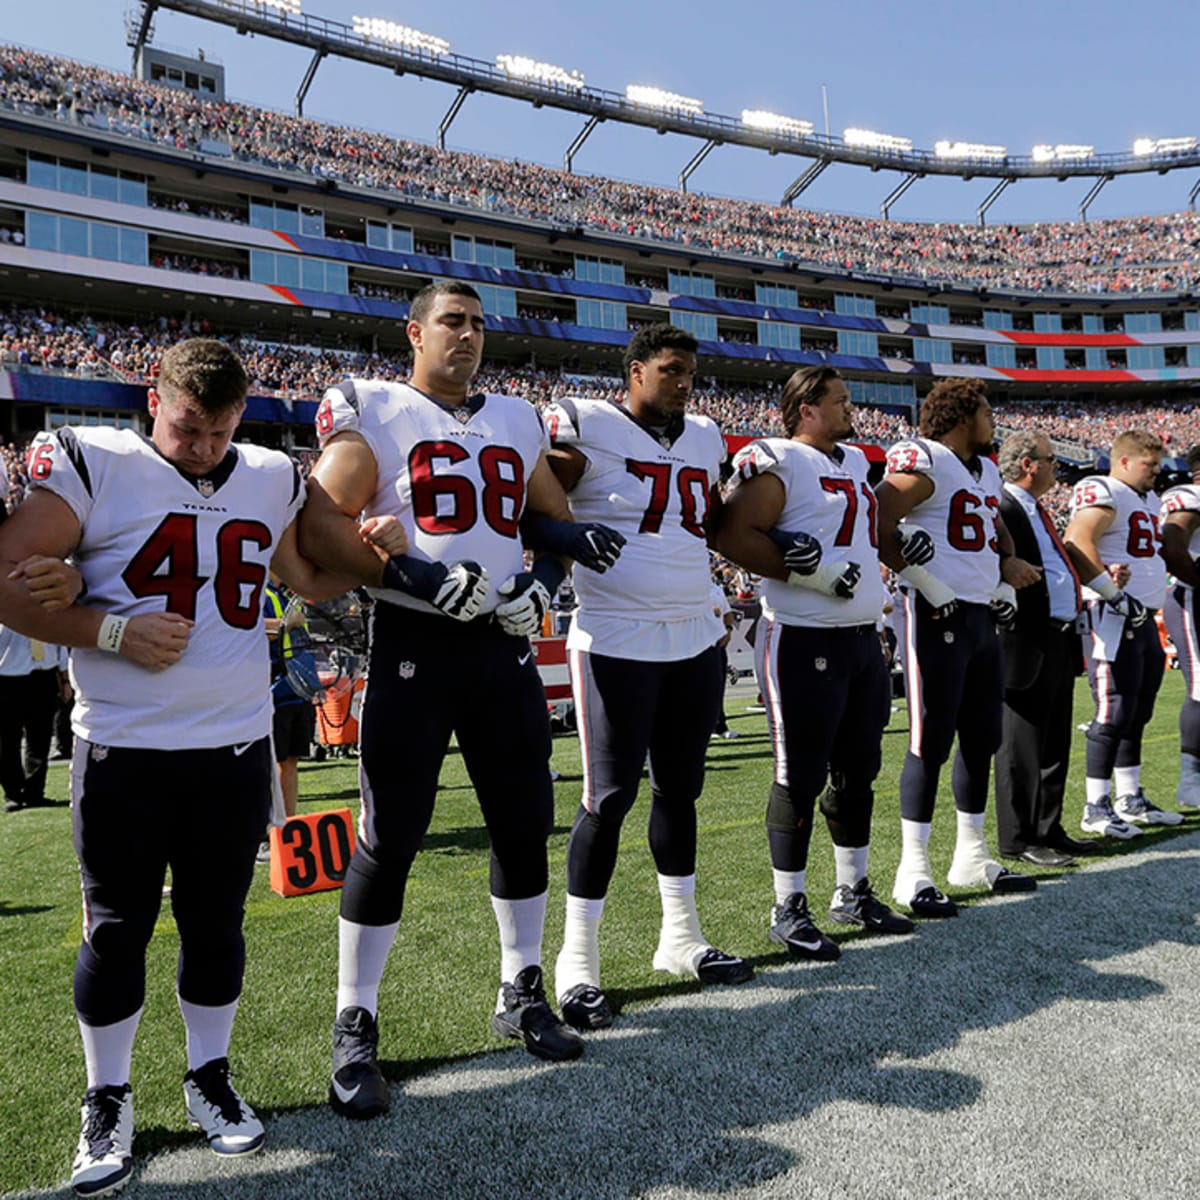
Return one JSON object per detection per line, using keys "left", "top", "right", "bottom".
{"left": 0, "top": 899, "right": 55, "bottom": 918}
{"left": 109, "top": 837, "right": 1200, "bottom": 1200}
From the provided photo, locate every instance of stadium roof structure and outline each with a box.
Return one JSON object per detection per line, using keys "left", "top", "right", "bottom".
{"left": 130, "top": 0, "right": 1200, "bottom": 224}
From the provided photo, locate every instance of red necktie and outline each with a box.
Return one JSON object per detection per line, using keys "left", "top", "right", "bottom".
{"left": 1035, "top": 500, "right": 1082, "bottom": 614}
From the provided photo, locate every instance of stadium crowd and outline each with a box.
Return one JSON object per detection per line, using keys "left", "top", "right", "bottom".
{"left": 7, "top": 304, "right": 1200, "bottom": 482}
{"left": 4, "top": 46, "right": 1200, "bottom": 296}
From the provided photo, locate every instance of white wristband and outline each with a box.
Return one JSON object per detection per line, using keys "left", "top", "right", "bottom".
{"left": 899, "top": 564, "right": 957, "bottom": 609}
{"left": 788, "top": 561, "right": 851, "bottom": 597}
{"left": 1087, "top": 572, "right": 1119, "bottom": 601}
{"left": 96, "top": 613, "right": 128, "bottom": 654}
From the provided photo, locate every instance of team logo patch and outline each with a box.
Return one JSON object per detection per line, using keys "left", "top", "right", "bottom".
{"left": 453, "top": 406, "right": 472, "bottom": 425}
{"left": 814, "top": 657, "right": 828, "bottom": 672}
{"left": 90, "top": 744, "right": 109, "bottom": 762}
{"left": 398, "top": 661, "right": 416, "bottom": 679}
{"left": 944, "top": 631, "right": 955, "bottom": 644}
{"left": 197, "top": 478, "right": 215, "bottom": 499}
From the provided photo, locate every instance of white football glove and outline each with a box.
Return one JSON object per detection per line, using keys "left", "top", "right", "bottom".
{"left": 789, "top": 560, "right": 861, "bottom": 599}
{"left": 432, "top": 561, "right": 490, "bottom": 621}
{"left": 494, "top": 573, "right": 552, "bottom": 637}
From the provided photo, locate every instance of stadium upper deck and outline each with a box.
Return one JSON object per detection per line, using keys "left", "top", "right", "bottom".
{"left": 2, "top": 43, "right": 1200, "bottom": 447}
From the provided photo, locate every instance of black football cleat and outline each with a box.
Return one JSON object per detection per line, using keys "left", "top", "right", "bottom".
{"left": 330, "top": 1006, "right": 390, "bottom": 1119}
{"left": 769, "top": 892, "right": 841, "bottom": 960}
{"left": 559, "top": 983, "right": 614, "bottom": 1032}
{"left": 990, "top": 867, "right": 1038, "bottom": 894}
{"left": 829, "top": 878, "right": 914, "bottom": 935}
{"left": 908, "top": 885, "right": 958, "bottom": 919}
{"left": 696, "top": 946, "right": 755, "bottom": 984}
{"left": 492, "top": 966, "right": 584, "bottom": 1062}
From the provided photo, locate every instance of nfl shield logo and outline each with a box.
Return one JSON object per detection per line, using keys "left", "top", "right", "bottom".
{"left": 944, "top": 631, "right": 955, "bottom": 644}
{"left": 398, "top": 661, "right": 416, "bottom": 679}
{"left": 198, "top": 478, "right": 215, "bottom": 499}
{"left": 91, "top": 744, "right": 109, "bottom": 762}
{"left": 453, "top": 406, "right": 472, "bottom": 426}
{"left": 814, "top": 657, "right": 827, "bottom": 672}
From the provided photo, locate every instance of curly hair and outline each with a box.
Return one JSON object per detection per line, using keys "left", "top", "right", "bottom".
{"left": 622, "top": 323, "right": 698, "bottom": 382}
{"left": 779, "top": 366, "right": 840, "bottom": 437}
{"left": 157, "top": 339, "right": 248, "bottom": 413}
{"left": 917, "top": 377, "right": 989, "bottom": 441}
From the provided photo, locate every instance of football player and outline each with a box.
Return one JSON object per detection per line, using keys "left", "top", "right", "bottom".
{"left": 1065, "top": 430, "right": 1177, "bottom": 833}
{"left": 716, "top": 365, "right": 913, "bottom": 959}
{"left": 299, "top": 281, "right": 623, "bottom": 1117}
{"left": 875, "top": 377, "right": 1040, "bottom": 918}
{"left": 0, "top": 339, "right": 404, "bottom": 1197}
{"left": 1161, "top": 445, "right": 1200, "bottom": 810}
{"left": 545, "top": 323, "right": 753, "bottom": 1033}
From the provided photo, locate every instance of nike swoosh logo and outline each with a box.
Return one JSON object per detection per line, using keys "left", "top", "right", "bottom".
{"left": 331, "top": 1079, "right": 361, "bottom": 1104}
{"left": 528, "top": 1029, "right": 542, "bottom": 1042}
{"left": 518, "top": 652, "right": 532, "bottom": 666}
{"left": 792, "top": 939, "right": 821, "bottom": 950}
{"left": 233, "top": 742, "right": 253, "bottom": 757}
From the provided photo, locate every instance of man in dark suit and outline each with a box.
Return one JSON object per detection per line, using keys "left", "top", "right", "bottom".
{"left": 995, "top": 432, "right": 1098, "bottom": 866}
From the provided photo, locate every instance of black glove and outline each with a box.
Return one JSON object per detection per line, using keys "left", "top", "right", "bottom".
{"left": 1110, "top": 590, "right": 1149, "bottom": 628}
{"left": 521, "top": 513, "right": 626, "bottom": 574}
{"left": 383, "top": 555, "right": 489, "bottom": 621}
{"left": 768, "top": 527, "right": 822, "bottom": 575}
{"left": 897, "top": 527, "right": 935, "bottom": 567}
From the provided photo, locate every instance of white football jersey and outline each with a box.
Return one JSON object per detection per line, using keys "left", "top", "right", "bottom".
{"left": 1161, "top": 484, "right": 1200, "bottom": 586}
{"left": 545, "top": 397, "right": 725, "bottom": 660}
{"left": 318, "top": 379, "right": 548, "bottom": 616}
{"left": 885, "top": 438, "right": 1004, "bottom": 605}
{"left": 731, "top": 438, "right": 885, "bottom": 627}
{"left": 1071, "top": 474, "right": 1165, "bottom": 607}
{"left": 31, "top": 426, "right": 304, "bottom": 749}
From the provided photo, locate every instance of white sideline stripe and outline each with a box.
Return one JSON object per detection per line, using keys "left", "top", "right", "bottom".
{"left": 762, "top": 618, "right": 787, "bottom": 786}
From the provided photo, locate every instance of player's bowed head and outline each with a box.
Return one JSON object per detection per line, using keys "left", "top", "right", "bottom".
{"left": 875, "top": 377, "right": 1040, "bottom": 622}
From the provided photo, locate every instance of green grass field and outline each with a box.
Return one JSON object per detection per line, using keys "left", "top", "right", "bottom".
{"left": 2, "top": 670, "right": 1194, "bottom": 1197}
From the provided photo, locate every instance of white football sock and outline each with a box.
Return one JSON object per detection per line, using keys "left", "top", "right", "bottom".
{"left": 336, "top": 917, "right": 400, "bottom": 1017}
{"left": 896, "top": 819, "right": 933, "bottom": 882}
{"left": 1085, "top": 777, "right": 1112, "bottom": 805}
{"left": 952, "top": 809, "right": 988, "bottom": 859}
{"left": 652, "top": 873, "right": 709, "bottom": 977}
{"left": 834, "top": 845, "right": 869, "bottom": 891}
{"left": 491, "top": 891, "right": 547, "bottom": 989}
{"left": 772, "top": 868, "right": 805, "bottom": 905}
{"left": 79, "top": 1009, "right": 141, "bottom": 1090}
{"left": 178, "top": 998, "right": 238, "bottom": 1072}
{"left": 1113, "top": 766, "right": 1141, "bottom": 798}
{"left": 554, "top": 894, "right": 605, "bottom": 1000}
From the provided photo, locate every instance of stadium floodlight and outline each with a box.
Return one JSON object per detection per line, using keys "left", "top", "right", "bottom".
{"left": 934, "top": 140, "right": 1007, "bottom": 161}
{"left": 741, "top": 110, "right": 814, "bottom": 138}
{"left": 625, "top": 85, "right": 704, "bottom": 117}
{"left": 496, "top": 54, "right": 584, "bottom": 90}
{"left": 247, "top": 0, "right": 302, "bottom": 13}
{"left": 1133, "top": 136, "right": 1197, "bottom": 156}
{"left": 843, "top": 127, "right": 912, "bottom": 153}
{"left": 1031, "top": 143, "right": 1095, "bottom": 162}
{"left": 352, "top": 15, "right": 450, "bottom": 56}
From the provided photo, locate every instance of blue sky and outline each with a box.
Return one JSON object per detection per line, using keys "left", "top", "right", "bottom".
{"left": 10, "top": 0, "right": 1200, "bottom": 224}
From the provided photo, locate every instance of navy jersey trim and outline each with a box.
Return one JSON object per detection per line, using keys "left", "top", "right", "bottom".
{"left": 610, "top": 399, "right": 686, "bottom": 449}
{"left": 550, "top": 397, "right": 580, "bottom": 440}
{"left": 55, "top": 428, "right": 93, "bottom": 498}
{"left": 332, "top": 380, "right": 360, "bottom": 415}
